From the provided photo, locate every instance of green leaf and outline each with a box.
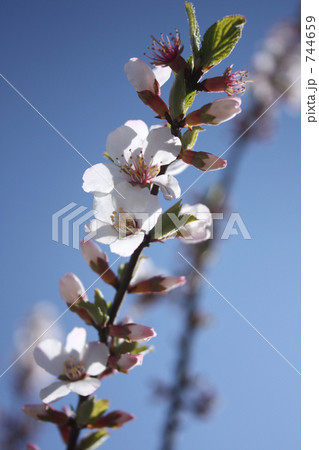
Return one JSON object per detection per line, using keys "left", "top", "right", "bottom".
{"left": 78, "top": 430, "right": 109, "bottom": 450}
{"left": 185, "top": 2, "right": 201, "bottom": 64}
{"left": 88, "top": 400, "right": 110, "bottom": 424}
{"left": 77, "top": 398, "right": 95, "bottom": 427}
{"left": 113, "top": 341, "right": 139, "bottom": 355}
{"left": 181, "top": 126, "right": 204, "bottom": 150}
{"left": 200, "top": 15, "right": 246, "bottom": 69}
{"left": 94, "top": 289, "right": 108, "bottom": 316}
{"left": 149, "top": 200, "right": 183, "bottom": 241}
{"left": 184, "top": 89, "right": 196, "bottom": 114}
{"left": 77, "top": 300, "right": 107, "bottom": 328}
{"left": 169, "top": 70, "right": 186, "bottom": 121}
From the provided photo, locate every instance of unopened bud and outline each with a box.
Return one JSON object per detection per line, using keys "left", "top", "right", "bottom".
{"left": 108, "top": 353, "right": 144, "bottom": 373}
{"left": 80, "top": 240, "right": 118, "bottom": 288}
{"left": 186, "top": 97, "right": 242, "bottom": 126}
{"left": 109, "top": 323, "right": 157, "bottom": 342}
{"left": 181, "top": 149, "right": 227, "bottom": 171}
{"left": 89, "top": 410, "right": 135, "bottom": 429}
{"left": 129, "top": 275, "right": 186, "bottom": 294}
{"left": 59, "top": 273, "right": 87, "bottom": 307}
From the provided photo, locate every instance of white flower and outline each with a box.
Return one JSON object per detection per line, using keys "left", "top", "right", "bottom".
{"left": 124, "top": 58, "right": 171, "bottom": 93}
{"left": 85, "top": 182, "right": 162, "bottom": 257}
{"left": 83, "top": 120, "right": 182, "bottom": 200}
{"left": 34, "top": 328, "right": 109, "bottom": 403}
{"left": 178, "top": 203, "right": 212, "bottom": 243}
{"left": 59, "top": 273, "right": 87, "bottom": 307}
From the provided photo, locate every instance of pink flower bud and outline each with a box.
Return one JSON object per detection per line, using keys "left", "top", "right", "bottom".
{"left": 27, "top": 444, "right": 41, "bottom": 450}
{"left": 59, "top": 273, "right": 87, "bottom": 307}
{"left": 108, "top": 353, "right": 144, "bottom": 373}
{"left": 89, "top": 410, "right": 135, "bottom": 429}
{"left": 181, "top": 149, "right": 227, "bottom": 171}
{"left": 129, "top": 275, "right": 186, "bottom": 294}
{"left": 186, "top": 97, "right": 242, "bottom": 126}
{"left": 22, "top": 404, "right": 69, "bottom": 425}
{"left": 109, "top": 323, "right": 157, "bottom": 342}
{"left": 80, "top": 240, "right": 118, "bottom": 288}
{"left": 81, "top": 239, "right": 108, "bottom": 266}
{"left": 125, "top": 58, "right": 170, "bottom": 118}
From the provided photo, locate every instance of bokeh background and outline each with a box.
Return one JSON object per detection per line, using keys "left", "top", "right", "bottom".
{"left": 0, "top": 0, "right": 300, "bottom": 449}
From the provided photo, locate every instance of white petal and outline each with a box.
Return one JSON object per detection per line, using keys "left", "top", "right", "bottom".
{"left": 40, "top": 381, "right": 71, "bottom": 404}
{"left": 82, "top": 163, "right": 115, "bottom": 195}
{"left": 83, "top": 342, "right": 109, "bottom": 376}
{"left": 124, "top": 58, "right": 156, "bottom": 92}
{"left": 110, "top": 234, "right": 145, "bottom": 257}
{"left": 106, "top": 120, "right": 148, "bottom": 164}
{"left": 179, "top": 224, "right": 211, "bottom": 244}
{"left": 65, "top": 328, "right": 87, "bottom": 357}
{"left": 93, "top": 194, "right": 116, "bottom": 223}
{"left": 180, "top": 203, "right": 212, "bottom": 224}
{"left": 69, "top": 377, "right": 101, "bottom": 396}
{"left": 115, "top": 182, "right": 154, "bottom": 215}
{"left": 143, "top": 126, "right": 181, "bottom": 166}
{"left": 152, "top": 65, "right": 171, "bottom": 87}
{"left": 152, "top": 174, "right": 181, "bottom": 200}
{"left": 34, "top": 339, "right": 66, "bottom": 376}
{"left": 166, "top": 159, "right": 189, "bottom": 176}
{"left": 84, "top": 219, "right": 118, "bottom": 245}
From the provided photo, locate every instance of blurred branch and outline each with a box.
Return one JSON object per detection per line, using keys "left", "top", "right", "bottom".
{"left": 159, "top": 16, "right": 300, "bottom": 450}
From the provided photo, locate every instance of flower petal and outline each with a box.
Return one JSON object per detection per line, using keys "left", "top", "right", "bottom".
{"left": 84, "top": 219, "right": 118, "bottom": 245}
{"left": 152, "top": 174, "right": 181, "bottom": 200}
{"left": 34, "top": 339, "right": 66, "bottom": 376}
{"left": 83, "top": 342, "right": 109, "bottom": 376}
{"left": 68, "top": 377, "right": 101, "bottom": 396}
{"left": 93, "top": 194, "right": 116, "bottom": 223}
{"left": 82, "top": 163, "right": 116, "bottom": 195}
{"left": 106, "top": 120, "right": 148, "bottom": 166}
{"left": 40, "top": 381, "right": 71, "bottom": 404}
{"left": 143, "top": 126, "right": 181, "bottom": 166}
{"left": 152, "top": 65, "right": 171, "bottom": 87}
{"left": 166, "top": 159, "right": 189, "bottom": 176}
{"left": 65, "top": 328, "right": 87, "bottom": 357}
{"left": 110, "top": 233, "right": 145, "bottom": 257}
{"left": 124, "top": 58, "right": 156, "bottom": 92}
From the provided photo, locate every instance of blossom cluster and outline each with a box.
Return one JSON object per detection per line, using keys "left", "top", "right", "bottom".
{"left": 23, "top": 3, "right": 249, "bottom": 449}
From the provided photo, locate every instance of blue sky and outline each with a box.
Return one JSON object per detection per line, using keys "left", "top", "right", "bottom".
{"left": 0, "top": 1, "right": 300, "bottom": 449}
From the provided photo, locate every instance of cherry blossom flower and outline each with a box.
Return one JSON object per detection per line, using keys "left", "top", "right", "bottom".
{"left": 177, "top": 203, "right": 212, "bottom": 243}
{"left": 186, "top": 97, "right": 242, "bottom": 126}
{"left": 200, "top": 65, "right": 250, "bottom": 96}
{"left": 84, "top": 182, "right": 161, "bottom": 257}
{"left": 83, "top": 120, "right": 182, "bottom": 200}
{"left": 34, "top": 328, "right": 109, "bottom": 403}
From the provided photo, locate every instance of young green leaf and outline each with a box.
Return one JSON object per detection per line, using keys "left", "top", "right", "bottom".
{"left": 185, "top": 2, "right": 201, "bottom": 63}
{"left": 181, "top": 126, "right": 204, "bottom": 150}
{"left": 78, "top": 430, "right": 109, "bottom": 450}
{"left": 77, "top": 398, "right": 95, "bottom": 427}
{"left": 88, "top": 399, "right": 110, "bottom": 424}
{"left": 200, "top": 15, "right": 246, "bottom": 70}
{"left": 169, "top": 70, "right": 186, "bottom": 121}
